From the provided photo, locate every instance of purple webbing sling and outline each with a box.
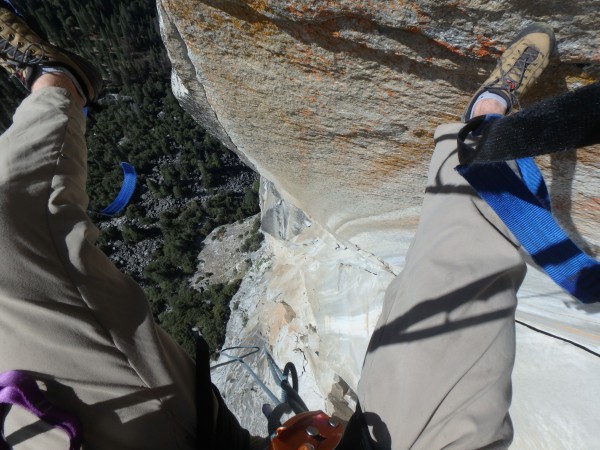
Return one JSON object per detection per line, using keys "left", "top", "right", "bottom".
{"left": 0, "top": 371, "right": 83, "bottom": 450}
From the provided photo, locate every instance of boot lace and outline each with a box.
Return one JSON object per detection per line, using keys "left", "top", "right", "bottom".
{"left": 0, "top": 34, "right": 44, "bottom": 67}
{"left": 485, "top": 46, "right": 539, "bottom": 110}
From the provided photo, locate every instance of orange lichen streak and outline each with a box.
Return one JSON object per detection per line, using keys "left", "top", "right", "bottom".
{"left": 269, "top": 411, "right": 344, "bottom": 450}
{"left": 473, "top": 35, "right": 504, "bottom": 58}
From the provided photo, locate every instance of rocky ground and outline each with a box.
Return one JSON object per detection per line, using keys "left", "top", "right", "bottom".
{"left": 192, "top": 215, "right": 262, "bottom": 291}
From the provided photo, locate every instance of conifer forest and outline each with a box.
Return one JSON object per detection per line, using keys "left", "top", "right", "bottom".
{"left": 0, "top": 0, "right": 261, "bottom": 357}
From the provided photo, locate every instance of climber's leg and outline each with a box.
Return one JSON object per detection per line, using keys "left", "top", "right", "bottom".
{"left": 353, "top": 23, "right": 556, "bottom": 450}
{"left": 0, "top": 70, "right": 200, "bottom": 448}
{"left": 356, "top": 119, "right": 525, "bottom": 449}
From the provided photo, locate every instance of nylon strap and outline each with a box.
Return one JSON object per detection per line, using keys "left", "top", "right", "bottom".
{"left": 459, "top": 81, "right": 600, "bottom": 164}
{"left": 99, "top": 162, "right": 137, "bottom": 216}
{"left": 458, "top": 157, "right": 600, "bottom": 303}
{"left": 195, "top": 335, "right": 215, "bottom": 450}
{"left": 0, "top": 371, "right": 82, "bottom": 450}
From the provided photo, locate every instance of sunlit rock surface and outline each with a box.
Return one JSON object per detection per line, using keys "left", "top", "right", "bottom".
{"left": 191, "top": 215, "right": 259, "bottom": 290}
{"left": 158, "top": 0, "right": 600, "bottom": 446}
{"left": 210, "top": 179, "right": 403, "bottom": 435}
{"left": 159, "top": 0, "right": 600, "bottom": 260}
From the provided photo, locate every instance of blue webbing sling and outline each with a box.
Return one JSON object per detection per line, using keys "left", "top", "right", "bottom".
{"left": 82, "top": 108, "right": 137, "bottom": 217}
{"left": 98, "top": 162, "right": 137, "bottom": 216}
{"left": 456, "top": 82, "right": 600, "bottom": 304}
{"left": 458, "top": 155, "right": 600, "bottom": 303}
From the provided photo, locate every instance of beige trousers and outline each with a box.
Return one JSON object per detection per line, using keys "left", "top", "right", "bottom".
{"left": 0, "top": 88, "right": 196, "bottom": 449}
{"left": 358, "top": 123, "right": 527, "bottom": 449}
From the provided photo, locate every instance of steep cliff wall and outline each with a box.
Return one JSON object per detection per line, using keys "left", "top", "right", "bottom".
{"left": 157, "top": 0, "right": 600, "bottom": 443}
{"left": 158, "top": 0, "right": 600, "bottom": 261}
{"left": 209, "top": 179, "right": 406, "bottom": 435}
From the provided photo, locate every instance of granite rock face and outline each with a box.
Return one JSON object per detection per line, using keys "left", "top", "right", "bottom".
{"left": 159, "top": 0, "right": 600, "bottom": 260}
{"left": 209, "top": 179, "right": 405, "bottom": 435}
{"left": 158, "top": 0, "right": 600, "bottom": 442}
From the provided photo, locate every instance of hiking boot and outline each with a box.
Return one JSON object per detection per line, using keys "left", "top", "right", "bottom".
{"left": 462, "top": 22, "right": 555, "bottom": 121}
{"left": 0, "top": 0, "right": 102, "bottom": 103}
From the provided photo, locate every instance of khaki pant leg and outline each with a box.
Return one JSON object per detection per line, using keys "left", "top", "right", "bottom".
{"left": 0, "top": 88, "right": 196, "bottom": 449}
{"left": 357, "top": 123, "right": 527, "bottom": 450}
